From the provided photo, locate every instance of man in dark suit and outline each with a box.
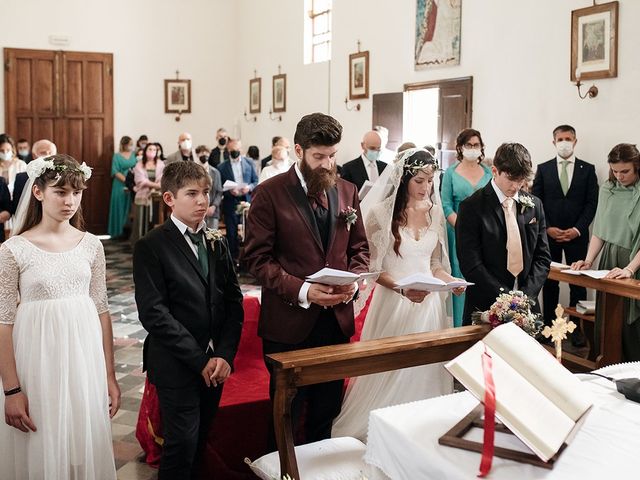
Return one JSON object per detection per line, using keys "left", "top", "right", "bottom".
{"left": 340, "top": 130, "right": 387, "bottom": 192}
{"left": 457, "top": 143, "right": 552, "bottom": 325}
{"left": 532, "top": 125, "right": 598, "bottom": 341}
{"left": 133, "top": 161, "right": 243, "bottom": 479}
{"left": 216, "top": 138, "right": 259, "bottom": 262}
{"left": 207, "top": 127, "right": 230, "bottom": 168}
{"left": 11, "top": 139, "right": 58, "bottom": 216}
{"left": 0, "top": 177, "right": 11, "bottom": 241}
{"left": 244, "top": 112, "right": 369, "bottom": 446}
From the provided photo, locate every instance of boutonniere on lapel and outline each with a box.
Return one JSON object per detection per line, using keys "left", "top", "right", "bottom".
{"left": 340, "top": 206, "right": 358, "bottom": 231}
{"left": 235, "top": 201, "right": 251, "bottom": 215}
{"left": 517, "top": 195, "right": 535, "bottom": 214}
{"left": 204, "top": 228, "right": 225, "bottom": 252}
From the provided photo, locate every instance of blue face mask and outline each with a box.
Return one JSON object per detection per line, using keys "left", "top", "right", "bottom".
{"left": 365, "top": 149, "right": 380, "bottom": 162}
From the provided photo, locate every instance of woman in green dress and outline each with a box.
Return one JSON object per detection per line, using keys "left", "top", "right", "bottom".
{"left": 107, "top": 136, "right": 137, "bottom": 238}
{"left": 441, "top": 128, "right": 492, "bottom": 326}
{"left": 572, "top": 143, "right": 640, "bottom": 361}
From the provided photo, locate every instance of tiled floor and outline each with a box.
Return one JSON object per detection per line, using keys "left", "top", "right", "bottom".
{"left": 104, "top": 239, "right": 259, "bottom": 480}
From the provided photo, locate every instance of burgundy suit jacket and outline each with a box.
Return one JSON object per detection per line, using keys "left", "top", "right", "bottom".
{"left": 244, "top": 167, "right": 370, "bottom": 344}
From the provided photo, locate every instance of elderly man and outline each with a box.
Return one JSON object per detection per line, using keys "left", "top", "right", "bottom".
{"left": 165, "top": 132, "right": 198, "bottom": 165}
{"left": 260, "top": 136, "right": 291, "bottom": 170}
{"left": 340, "top": 130, "right": 387, "bottom": 191}
{"left": 11, "top": 139, "right": 57, "bottom": 215}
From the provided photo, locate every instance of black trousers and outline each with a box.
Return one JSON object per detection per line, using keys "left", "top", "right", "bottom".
{"left": 155, "top": 380, "right": 223, "bottom": 480}
{"left": 222, "top": 203, "right": 241, "bottom": 261}
{"left": 542, "top": 238, "right": 588, "bottom": 324}
{"left": 262, "top": 310, "right": 349, "bottom": 450}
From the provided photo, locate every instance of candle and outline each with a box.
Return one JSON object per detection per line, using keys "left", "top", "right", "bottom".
{"left": 575, "top": 67, "right": 581, "bottom": 81}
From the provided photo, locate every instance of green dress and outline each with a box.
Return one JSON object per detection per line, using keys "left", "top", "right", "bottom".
{"left": 107, "top": 151, "right": 137, "bottom": 238}
{"left": 592, "top": 180, "right": 640, "bottom": 361}
{"left": 441, "top": 163, "right": 492, "bottom": 327}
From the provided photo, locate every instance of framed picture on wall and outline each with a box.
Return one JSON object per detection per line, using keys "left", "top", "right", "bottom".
{"left": 272, "top": 73, "right": 287, "bottom": 112}
{"left": 349, "top": 51, "right": 369, "bottom": 100}
{"left": 249, "top": 78, "right": 261, "bottom": 113}
{"left": 164, "top": 79, "right": 191, "bottom": 114}
{"left": 571, "top": 1, "right": 618, "bottom": 81}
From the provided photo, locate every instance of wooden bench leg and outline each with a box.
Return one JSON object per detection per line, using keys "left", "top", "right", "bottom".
{"left": 274, "top": 369, "right": 300, "bottom": 480}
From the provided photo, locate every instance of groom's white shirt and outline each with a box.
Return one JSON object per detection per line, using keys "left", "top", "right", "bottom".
{"left": 294, "top": 163, "right": 313, "bottom": 309}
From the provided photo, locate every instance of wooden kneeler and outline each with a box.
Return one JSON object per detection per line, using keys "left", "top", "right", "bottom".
{"left": 266, "top": 325, "right": 491, "bottom": 479}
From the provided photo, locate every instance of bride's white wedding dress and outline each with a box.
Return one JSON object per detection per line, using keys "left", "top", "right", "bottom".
{"left": 332, "top": 216, "right": 453, "bottom": 441}
{"left": 0, "top": 234, "right": 116, "bottom": 480}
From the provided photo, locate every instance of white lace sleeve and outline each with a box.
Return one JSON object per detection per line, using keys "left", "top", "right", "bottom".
{"left": 429, "top": 203, "right": 451, "bottom": 276}
{"left": 0, "top": 244, "right": 19, "bottom": 324}
{"left": 89, "top": 239, "right": 109, "bottom": 314}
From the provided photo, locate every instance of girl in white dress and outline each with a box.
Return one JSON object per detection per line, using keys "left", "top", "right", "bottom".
{"left": 0, "top": 154, "right": 120, "bottom": 479}
{"left": 332, "top": 149, "right": 465, "bottom": 441}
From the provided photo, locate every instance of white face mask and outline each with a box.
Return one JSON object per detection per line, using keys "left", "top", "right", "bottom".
{"left": 180, "top": 139, "right": 192, "bottom": 151}
{"left": 0, "top": 151, "right": 13, "bottom": 161}
{"left": 556, "top": 141, "right": 574, "bottom": 158}
{"left": 18, "top": 149, "right": 30, "bottom": 157}
{"left": 462, "top": 148, "right": 481, "bottom": 161}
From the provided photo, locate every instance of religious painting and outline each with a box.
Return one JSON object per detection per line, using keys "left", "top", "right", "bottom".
{"left": 272, "top": 73, "right": 286, "bottom": 113}
{"left": 249, "top": 78, "right": 261, "bottom": 114}
{"left": 414, "top": 0, "right": 461, "bottom": 70}
{"left": 349, "top": 51, "right": 369, "bottom": 100}
{"left": 164, "top": 79, "right": 191, "bottom": 114}
{"left": 571, "top": 1, "right": 618, "bottom": 81}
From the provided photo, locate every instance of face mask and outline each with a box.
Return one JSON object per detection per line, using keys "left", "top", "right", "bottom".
{"left": 18, "top": 149, "right": 29, "bottom": 158}
{"left": 365, "top": 149, "right": 381, "bottom": 162}
{"left": 146, "top": 151, "right": 156, "bottom": 159}
{"left": 199, "top": 155, "right": 209, "bottom": 164}
{"left": 0, "top": 151, "right": 13, "bottom": 161}
{"left": 180, "top": 140, "right": 192, "bottom": 150}
{"left": 556, "top": 141, "right": 574, "bottom": 158}
{"left": 126, "top": 145, "right": 134, "bottom": 152}
{"left": 462, "top": 148, "right": 481, "bottom": 161}
{"left": 230, "top": 150, "right": 241, "bottom": 159}
{"left": 218, "top": 137, "right": 227, "bottom": 147}
{"left": 139, "top": 143, "right": 147, "bottom": 149}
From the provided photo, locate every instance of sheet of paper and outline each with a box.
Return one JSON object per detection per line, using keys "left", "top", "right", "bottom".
{"left": 305, "top": 268, "right": 383, "bottom": 286}
{"left": 562, "top": 269, "right": 610, "bottom": 279}
{"left": 222, "top": 180, "right": 247, "bottom": 192}
{"left": 551, "top": 261, "right": 570, "bottom": 269}
{"left": 394, "top": 273, "right": 473, "bottom": 292}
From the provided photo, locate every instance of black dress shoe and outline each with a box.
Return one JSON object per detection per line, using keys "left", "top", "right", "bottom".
{"left": 571, "top": 330, "right": 587, "bottom": 348}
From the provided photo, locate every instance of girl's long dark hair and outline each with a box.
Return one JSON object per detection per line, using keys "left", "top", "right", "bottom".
{"left": 16, "top": 154, "right": 87, "bottom": 235}
{"left": 391, "top": 150, "right": 437, "bottom": 256}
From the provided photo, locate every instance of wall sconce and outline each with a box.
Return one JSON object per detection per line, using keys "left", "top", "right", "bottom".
{"left": 243, "top": 109, "right": 257, "bottom": 122}
{"left": 175, "top": 110, "right": 183, "bottom": 122}
{"left": 344, "top": 97, "right": 361, "bottom": 111}
{"left": 269, "top": 108, "right": 282, "bottom": 122}
{"left": 575, "top": 68, "right": 598, "bottom": 100}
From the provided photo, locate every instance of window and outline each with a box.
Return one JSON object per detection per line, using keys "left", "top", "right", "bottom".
{"left": 304, "top": 0, "right": 332, "bottom": 64}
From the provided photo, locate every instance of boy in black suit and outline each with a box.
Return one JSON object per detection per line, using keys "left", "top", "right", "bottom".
{"left": 133, "top": 161, "right": 244, "bottom": 479}
{"left": 457, "top": 143, "right": 552, "bottom": 325}
{"left": 532, "top": 125, "right": 598, "bottom": 343}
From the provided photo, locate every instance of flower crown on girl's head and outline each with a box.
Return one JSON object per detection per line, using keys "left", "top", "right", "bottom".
{"left": 402, "top": 151, "right": 439, "bottom": 177}
{"left": 26, "top": 156, "right": 93, "bottom": 182}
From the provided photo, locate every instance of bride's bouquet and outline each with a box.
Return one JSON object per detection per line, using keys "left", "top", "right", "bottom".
{"left": 471, "top": 289, "right": 543, "bottom": 337}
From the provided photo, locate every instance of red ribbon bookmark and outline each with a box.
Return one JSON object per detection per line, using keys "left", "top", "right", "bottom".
{"left": 478, "top": 346, "right": 496, "bottom": 478}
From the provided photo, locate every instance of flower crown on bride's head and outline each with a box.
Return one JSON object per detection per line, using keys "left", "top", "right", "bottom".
{"left": 402, "top": 149, "right": 439, "bottom": 177}
{"left": 26, "top": 156, "right": 93, "bottom": 182}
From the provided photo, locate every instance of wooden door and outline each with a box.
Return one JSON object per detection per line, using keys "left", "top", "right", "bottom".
{"left": 372, "top": 92, "right": 403, "bottom": 151}
{"left": 4, "top": 47, "right": 114, "bottom": 234}
{"left": 437, "top": 77, "right": 472, "bottom": 170}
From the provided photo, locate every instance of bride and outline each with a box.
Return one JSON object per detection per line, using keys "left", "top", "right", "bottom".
{"left": 332, "top": 148, "right": 465, "bottom": 441}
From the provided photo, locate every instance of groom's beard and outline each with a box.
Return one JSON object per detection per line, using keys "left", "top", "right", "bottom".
{"left": 300, "top": 156, "right": 337, "bottom": 196}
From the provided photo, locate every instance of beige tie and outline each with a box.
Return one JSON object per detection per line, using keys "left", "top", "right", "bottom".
{"left": 367, "top": 160, "right": 379, "bottom": 182}
{"left": 502, "top": 197, "right": 523, "bottom": 277}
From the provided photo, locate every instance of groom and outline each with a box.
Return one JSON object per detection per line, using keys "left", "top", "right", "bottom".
{"left": 456, "top": 143, "right": 551, "bottom": 325}
{"left": 133, "top": 161, "right": 244, "bottom": 478}
{"left": 244, "top": 112, "right": 369, "bottom": 445}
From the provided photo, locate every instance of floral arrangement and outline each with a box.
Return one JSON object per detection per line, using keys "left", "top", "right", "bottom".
{"left": 340, "top": 206, "right": 358, "bottom": 231}
{"left": 472, "top": 289, "right": 543, "bottom": 337}
{"left": 204, "top": 228, "right": 225, "bottom": 252}
{"left": 26, "top": 157, "right": 92, "bottom": 181}
{"left": 236, "top": 200, "right": 251, "bottom": 215}
{"left": 517, "top": 194, "right": 535, "bottom": 213}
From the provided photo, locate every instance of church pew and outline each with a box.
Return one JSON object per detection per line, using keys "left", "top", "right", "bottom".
{"left": 266, "top": 324, "right": 491, "bottom": 479}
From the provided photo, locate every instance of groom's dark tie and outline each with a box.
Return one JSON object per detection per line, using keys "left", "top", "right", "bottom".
{"left": 307, "top": 191, "right": 328, "bottom": 210}
{"left": 308, "top": 190, "right": 330, "bottom": 250}
{"left": 186, "top": 230, "right": 209, "bottom": 277}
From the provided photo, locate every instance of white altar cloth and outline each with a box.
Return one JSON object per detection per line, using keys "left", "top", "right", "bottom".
{"left": 363, "top": 363, "right": 640, "bottom": 479}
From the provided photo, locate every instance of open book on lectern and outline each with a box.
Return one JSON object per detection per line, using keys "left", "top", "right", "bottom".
{"left": 445, "top": 322, "right": 594, "bottom": 462}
